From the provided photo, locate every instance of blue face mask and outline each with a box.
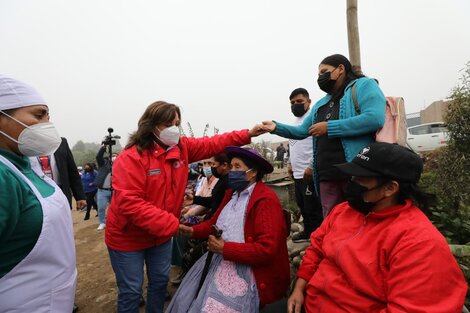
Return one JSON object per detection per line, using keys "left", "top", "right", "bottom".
{"left": 202, "top": 166, "right": 213, "bottom": 178}
{"left": 228, "top": 169, "right": 253, "bottom": 192}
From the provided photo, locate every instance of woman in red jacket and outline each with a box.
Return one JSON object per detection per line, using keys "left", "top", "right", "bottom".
{"left": 105, "top": 101, "right": 266, "bottom": 313}
{"left": 288, "top": 142, "right": 467, "bottom": 313}
{"left": 167, "top": 146, "right": 290, "bottom": 312}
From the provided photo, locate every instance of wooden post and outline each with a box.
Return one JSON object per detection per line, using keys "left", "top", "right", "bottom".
{"left": 347, "top": 0, "right": 362, "bottom": 75}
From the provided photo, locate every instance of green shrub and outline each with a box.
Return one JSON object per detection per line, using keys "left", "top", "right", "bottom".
{"left": 420, "top": 63, "right": 470, "bottom": 306}
{"left": 422, "top": 62, "right": 470, "bottom": 245}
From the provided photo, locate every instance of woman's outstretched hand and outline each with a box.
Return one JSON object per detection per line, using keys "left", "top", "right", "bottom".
{"left": 261, "top": 120, "right": 277, "bottom": 133}
{"left": 248, "top": 124, "right": 268, "bottom": 137}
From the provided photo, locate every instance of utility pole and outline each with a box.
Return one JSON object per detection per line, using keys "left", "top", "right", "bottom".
{"left": 347, "top": 0, "right": 362, "bottom": 74}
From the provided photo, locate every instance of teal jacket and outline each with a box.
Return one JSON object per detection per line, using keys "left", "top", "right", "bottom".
{"left": 273, "top": 77, "right": 386, "bottom": 192}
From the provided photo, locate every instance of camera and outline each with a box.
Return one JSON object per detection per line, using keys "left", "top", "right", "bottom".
{"left": 102, "top": 127, "right": 121, "bottom": 146}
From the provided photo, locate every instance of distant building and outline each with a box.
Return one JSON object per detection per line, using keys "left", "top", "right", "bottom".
{"left": 406, "top": 99, "right": 451, "bottom": 127}
{"left": 406, "top": 112, "right": 421, "bottom": 127}
{"left": 420, "top": 100, "right": 450, "bottom": 124}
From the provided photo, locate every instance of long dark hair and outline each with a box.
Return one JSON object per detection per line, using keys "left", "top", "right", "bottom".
{"left": 213, "top": 152, "right": 229, "bottom": 165}
{"left": 84, "top": 162, "right": 95, "bottom": 171}
{"left": 377, "top": 177, "right": 432, "bottom": 213}
{"left": 126, "top": 101, "right": 181, "bottom": 154}
{"left": 320, "top": 54, "right": 365, "bottom": 103}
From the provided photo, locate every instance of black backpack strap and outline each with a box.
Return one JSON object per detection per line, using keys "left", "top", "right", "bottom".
{"left": 351, "top": 82, "right": 360, "bottom": 113}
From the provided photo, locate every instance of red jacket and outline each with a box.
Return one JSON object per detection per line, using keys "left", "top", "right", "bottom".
{"left": 298, "top": 200, "right": 467, "bottom": 313}
{"left": 192, "top": 182, "right": 290, "bottom": 307}
{"left": 105, "top": 130, "right": 251, "bottom": 251}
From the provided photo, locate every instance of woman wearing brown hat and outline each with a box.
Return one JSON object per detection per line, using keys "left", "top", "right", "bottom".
{"left": 167, "top": 146, "right": 290, "bottom": 312}
{"left": 287, "top": 142, "right": 467, "bottom": 313}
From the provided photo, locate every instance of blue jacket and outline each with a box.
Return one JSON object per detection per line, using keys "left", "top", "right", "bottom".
{"left": 81, "top": 170, "right": 98, "bottom": 193}
{"left": 274, "top": 77, "right": 386, "bottom": 191}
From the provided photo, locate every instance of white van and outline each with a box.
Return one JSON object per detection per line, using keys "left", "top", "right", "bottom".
{"left": 406, "top": 122, "right": 448, "bottom": 152}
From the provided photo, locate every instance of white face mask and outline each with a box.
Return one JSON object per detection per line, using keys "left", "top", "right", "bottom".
{"left": 155, "top": 125, "right": 180, "bottom": 148}
{"left": 0, "top": 111, "right": 61, "bottom": 156}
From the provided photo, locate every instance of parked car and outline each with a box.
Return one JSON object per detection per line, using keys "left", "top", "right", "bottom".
{"left": 406, "top": 122, "right": 448, "bottom": 152}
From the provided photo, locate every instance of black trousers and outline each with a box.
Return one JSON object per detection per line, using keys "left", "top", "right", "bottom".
{"left": 85, "top": 190, "right": 97, "bottom": 215}
{"left": 294, "top": 178, "right": 323, "bottom": 235}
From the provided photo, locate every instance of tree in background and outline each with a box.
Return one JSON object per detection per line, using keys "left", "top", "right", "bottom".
{"left": 422, "top": 62, "right": 470, "bottom": 245}
{"left": 436, "top": 62, "right": 470, "bottom": 214}
{"left": 247, "top": 140, "right": 274, "bottom": 163}
{"left": 71, "top": 140, "right": 122, "bottom": 167}
{"left": 436, "top": 62, "right": 470, "bottom": 306}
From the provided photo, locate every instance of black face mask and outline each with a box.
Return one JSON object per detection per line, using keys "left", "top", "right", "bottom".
{"left": 344, "top": 180, "right": 384, "bottom": 215}
{"left": 291, "top": 103, "right": 307, "bottom": 117}
{"left": 211, "top": 166, "right": 222, "bottom": 179}
{"left": 317, "top": 68, "right": 337, "bottom": 94}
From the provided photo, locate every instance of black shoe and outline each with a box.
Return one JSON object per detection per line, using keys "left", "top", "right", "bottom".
{"left": 292, "top": 231, "right": 310, "bottom": 243}
{"left": 73, "top": 303, "right": 79, "bottom": 313}
{"left": 84, "top": 214, "right": 90, "bottom": 221}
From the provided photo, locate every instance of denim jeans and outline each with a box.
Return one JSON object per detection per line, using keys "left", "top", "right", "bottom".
{"left": 108, "top": 240, "right": 172, "bottom": 313}
{"left": 97, "top": 188, "right": 112, "bottom": 224}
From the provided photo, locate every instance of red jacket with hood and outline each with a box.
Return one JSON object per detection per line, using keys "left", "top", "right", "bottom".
{"left": 298, "top": 200, "right": 467, "bottom": 313}
{"left": 105, "top": 130, "right": 250, "bottom": 251}
{"left": 192, "top": 182, "right": 291, "bottom": 307}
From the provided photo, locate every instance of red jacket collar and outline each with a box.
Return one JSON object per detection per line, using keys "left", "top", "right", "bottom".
{"left": 151, "top": 142, "right": 182, "bottom": 160}
{"left": 367, "top": 199, "right": 414, "bottom": 219}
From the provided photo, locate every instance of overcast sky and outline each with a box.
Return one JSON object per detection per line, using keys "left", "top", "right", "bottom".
{"left": 1, "top": 0, "right": 469, "bottom": 147}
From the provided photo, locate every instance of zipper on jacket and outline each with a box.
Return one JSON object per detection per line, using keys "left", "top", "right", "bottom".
{"left": 318, "top": 215, "right": 368, "bottom": 312}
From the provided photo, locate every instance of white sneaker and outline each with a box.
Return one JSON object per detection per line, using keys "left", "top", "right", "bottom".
{"left": 97, "top": 223, "right": 106, "bottom": 231}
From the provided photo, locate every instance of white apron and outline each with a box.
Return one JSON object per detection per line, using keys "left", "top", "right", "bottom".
{"left": 0, "top": 155, "right": 77, "bottom": 313}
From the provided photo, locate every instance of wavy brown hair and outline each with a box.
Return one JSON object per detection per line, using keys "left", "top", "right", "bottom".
{"left": 126, "top": 101, "right": 181, "bottom": 154}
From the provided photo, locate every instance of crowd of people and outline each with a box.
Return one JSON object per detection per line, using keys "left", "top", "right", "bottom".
{"left": 0, "top": 53, "right": 468, "bottom": 313}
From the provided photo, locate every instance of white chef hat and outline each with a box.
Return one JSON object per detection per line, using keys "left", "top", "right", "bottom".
{"left": 0, "top": 74, "right": 46, "bottom": 111}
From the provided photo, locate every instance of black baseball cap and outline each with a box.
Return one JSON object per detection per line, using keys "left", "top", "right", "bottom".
{"left": 334, "top": 142, "right": 423, "bottom": 183}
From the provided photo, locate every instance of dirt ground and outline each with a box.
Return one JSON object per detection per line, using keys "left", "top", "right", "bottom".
{"left": 72, "top": 209, "right": 178, "bottom": 313}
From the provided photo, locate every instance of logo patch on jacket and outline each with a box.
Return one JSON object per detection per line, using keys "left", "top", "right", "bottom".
{"left": 147, "top": 169, "right": 161, "bottom": 176}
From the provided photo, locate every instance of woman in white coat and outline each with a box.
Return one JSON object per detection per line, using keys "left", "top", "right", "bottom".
{"left": 0, "top": 75, "right": 77, "bottom": 312}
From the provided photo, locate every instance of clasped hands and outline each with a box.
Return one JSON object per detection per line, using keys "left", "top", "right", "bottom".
{"left": 260, "top": 121, "right": 328, "bottom": 137}
{"left": 176, "top": 224, "right": 224, "bottom": 254}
